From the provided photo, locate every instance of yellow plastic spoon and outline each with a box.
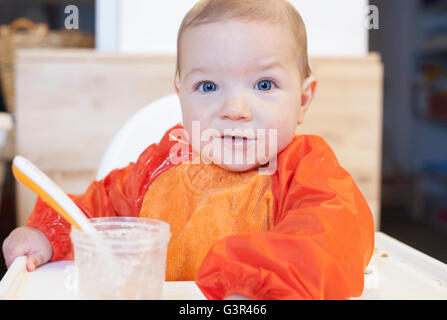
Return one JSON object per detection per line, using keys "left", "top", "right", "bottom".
{"left": 12, "top": 155, "right": 97, "bottom": 234}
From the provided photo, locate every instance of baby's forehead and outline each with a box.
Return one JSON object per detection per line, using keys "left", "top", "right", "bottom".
{"left": 183, "top": 20, "right": 299, "bottom": 54}
{"left": 177, "top": 18, "right": 307, "bottom": 80}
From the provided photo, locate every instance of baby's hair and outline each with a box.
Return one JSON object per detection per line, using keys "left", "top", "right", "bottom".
{"left": 175, "top": 0, "right": 312, "bottom": 83}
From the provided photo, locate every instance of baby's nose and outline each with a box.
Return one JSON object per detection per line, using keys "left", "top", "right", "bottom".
{"left": 218, "top": 96, "right": 252, "bottom": 121}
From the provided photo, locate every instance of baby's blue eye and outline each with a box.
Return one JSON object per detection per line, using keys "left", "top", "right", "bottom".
{"left": 255, "top": 80, "right": 275, "bottom": 91}
{"left": 199, "top": 81, "right": 217, "bottom": 92}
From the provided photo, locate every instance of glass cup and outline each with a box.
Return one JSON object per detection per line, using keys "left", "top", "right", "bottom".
{"left": 70, "top": 217, "right": 171, "bottom": 300}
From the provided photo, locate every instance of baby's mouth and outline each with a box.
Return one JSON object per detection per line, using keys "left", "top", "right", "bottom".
{"left": 220, "top": 135, "right": 255, "bottom": 149}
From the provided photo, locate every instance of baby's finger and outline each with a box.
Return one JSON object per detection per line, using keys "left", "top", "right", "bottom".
{"left": 26, "top": 251, "right": 49, "bottom": 272}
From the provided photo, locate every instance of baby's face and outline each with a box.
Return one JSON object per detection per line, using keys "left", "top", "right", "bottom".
{"left": 176, "top": 19, "right": 313, "bottom": 172}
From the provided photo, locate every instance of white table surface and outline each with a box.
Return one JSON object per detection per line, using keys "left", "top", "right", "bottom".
{"left": 1, "top": 232, "right": 447, "bottom": 300}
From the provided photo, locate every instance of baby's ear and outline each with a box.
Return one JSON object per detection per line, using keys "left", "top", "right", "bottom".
{"left": 174, "top": 79, "right": 180, "bottom": 95}
{"left": 298, "top": 75, "right": 317, "bottom": 125}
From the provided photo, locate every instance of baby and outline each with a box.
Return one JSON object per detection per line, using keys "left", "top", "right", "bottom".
{"left": 2, "top": 0, "right": 374, "bottom": 300}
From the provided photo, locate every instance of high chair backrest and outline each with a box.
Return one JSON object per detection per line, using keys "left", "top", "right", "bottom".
{"left": 96, "top": 94, "right": 182, "bottom": 180}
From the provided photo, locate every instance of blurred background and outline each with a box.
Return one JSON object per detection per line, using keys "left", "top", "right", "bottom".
{"left": 0, "top": 0, "right": 446, "bottom": 280}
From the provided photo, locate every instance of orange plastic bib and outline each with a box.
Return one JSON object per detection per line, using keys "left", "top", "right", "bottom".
{"left": 139, "top": 161, "right": 274, "bottom": 280}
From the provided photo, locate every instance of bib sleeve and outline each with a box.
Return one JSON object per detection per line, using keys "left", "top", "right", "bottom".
{"left": 195, "top": 135, "right": 375, "bottom": 300}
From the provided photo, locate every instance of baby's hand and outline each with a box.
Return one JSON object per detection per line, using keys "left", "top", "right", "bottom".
{"left": 2, "top": 226, "right": 52, "bottom": 271}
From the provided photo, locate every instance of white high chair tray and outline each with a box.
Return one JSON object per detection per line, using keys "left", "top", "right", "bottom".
{"left": 1, "top": 232, "right": 447, "bottom": 300}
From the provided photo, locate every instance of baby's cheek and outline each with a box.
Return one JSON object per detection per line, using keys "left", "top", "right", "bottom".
{"left": 274, "top": 128, "right": 296, "bottom": 154}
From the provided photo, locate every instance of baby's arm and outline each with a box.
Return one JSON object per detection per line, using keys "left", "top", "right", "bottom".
{"left": 195, "top": 135, "right": 375, "bottom": 300}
